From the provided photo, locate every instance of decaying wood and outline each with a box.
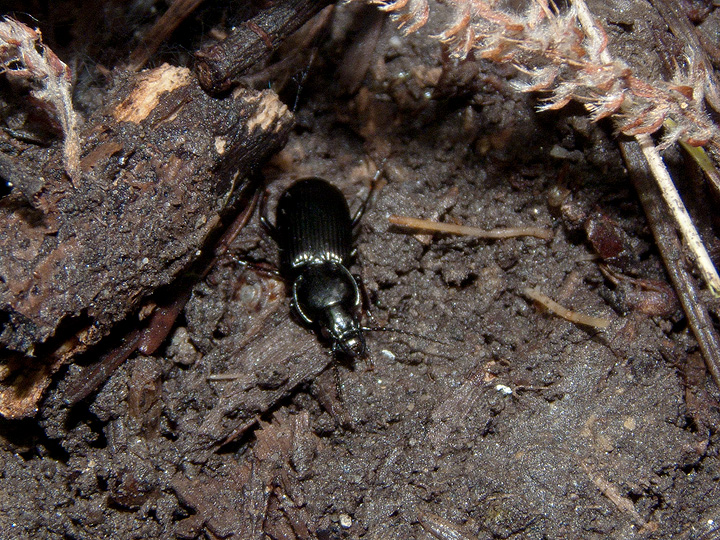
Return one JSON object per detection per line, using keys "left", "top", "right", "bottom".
{"left": 0, "top": 18, "right": 80, "bottom": 183}
{"left": 0, "top": 63, "right": 294, "bottom": 418}
{"left": 62, "top": 186, "right": 261, "bottom": 406}
{"left": 172, "top": 410, "right": 318, "bottom": 538}
{"left": 195, "top": 0, "right": 333, "bottom": 94}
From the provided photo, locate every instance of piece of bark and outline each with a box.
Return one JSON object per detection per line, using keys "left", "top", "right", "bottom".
{"left": 195, "top": 0, "right": 332, "bottom": 94}
{"left": 0, "top": 63, "right": 294, "bottom": 418}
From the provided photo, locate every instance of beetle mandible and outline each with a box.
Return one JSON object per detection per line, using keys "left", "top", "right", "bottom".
{"left": 263, "top": 177, "right": 369, "bottom": 359}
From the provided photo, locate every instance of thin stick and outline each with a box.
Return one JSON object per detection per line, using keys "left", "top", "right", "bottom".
{"left": 523, "top": 287, "right": 611, "bottom": 329}
{"left": 64, "top": 329, "right": 143, "bottom": 405}
{"left": 194, "top": 0, "right": 332, "bottom": 93}
{"left": 389, "top": 215, "right": 553, "bottom": 240}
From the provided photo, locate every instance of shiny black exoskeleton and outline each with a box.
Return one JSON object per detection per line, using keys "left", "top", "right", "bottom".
{"left": 269, "top": 178, "right": 367, "bottom": 358}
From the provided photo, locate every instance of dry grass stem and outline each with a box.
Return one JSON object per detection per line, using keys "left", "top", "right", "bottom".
{"left": 523, "top": 287, "right": 610, "bottom": 329}
{"left": 0, "top": 17, "right": 80, "bottom": 183}
{"left": 620, "top": 139, "right": 720, "bottom": 390}
{"left": 635, "top": 132, "right": 720, "bottom": 296}
{"left": 672, "top": 121, "right": 720, "bottom": 198}
{"left": 389, "top": 215, "right": 553, "bottom": 240}
{"left": 373, "top": 0, "right": 720, "bottom": 149}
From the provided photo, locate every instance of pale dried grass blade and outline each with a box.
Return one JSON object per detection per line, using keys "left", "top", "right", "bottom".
{"left": 389, "top": 215, "right": 553, "bottom": 240}
{"left": 523, "top": 287, "right": 611, "bottom": 329}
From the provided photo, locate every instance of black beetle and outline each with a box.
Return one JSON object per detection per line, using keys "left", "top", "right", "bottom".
{"left": 263, "top": 178, "right": 368, "bottom": 359}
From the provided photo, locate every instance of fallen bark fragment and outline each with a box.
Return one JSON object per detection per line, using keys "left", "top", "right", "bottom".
{"left": 0, "top": 63, "right": 294, "bottom": 418}
{"left": 173, "top": 410, "right": 318, "bottom": 538}
{"left": 63, "top": 184, "right": 261, "bottom": 406}
{"left": 174, "top": 307, "right": 331, "bottom": 462}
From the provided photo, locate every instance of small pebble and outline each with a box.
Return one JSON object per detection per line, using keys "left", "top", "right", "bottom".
{"left": 340, "top": 514, "right": 352, "bottom": 529}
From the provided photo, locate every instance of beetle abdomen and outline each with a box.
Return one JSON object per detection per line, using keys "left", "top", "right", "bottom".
{"left": 276, "top": 178, "right": 353, "bottom": 274}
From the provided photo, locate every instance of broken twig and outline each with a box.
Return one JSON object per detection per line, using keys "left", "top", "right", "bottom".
{"left": 195, "top": 0, "right": 332, "bottom": 93}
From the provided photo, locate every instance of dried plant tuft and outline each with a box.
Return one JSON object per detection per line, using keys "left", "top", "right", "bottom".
{"left": 0, "top": 17, "right": 80, "bottom": 183}
{"left": 372, "top": 0, "right": 431, "bottom": 34}
{"left": 368, "top": 0, "right": 720, "bottom": 151}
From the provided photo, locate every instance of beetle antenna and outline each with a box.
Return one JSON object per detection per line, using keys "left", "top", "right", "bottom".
{"left": 292, "top": 49, "right": 316, "bottom": 113}
{"left": 361, "top": 326, "right": 449, "bottom": 346}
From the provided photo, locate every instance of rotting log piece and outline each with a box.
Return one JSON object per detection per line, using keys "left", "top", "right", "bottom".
{"left": 0, "top": 63, "right": 294, "bottom": 418}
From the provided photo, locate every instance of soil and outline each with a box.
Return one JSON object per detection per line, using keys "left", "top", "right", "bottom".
{"left": 1, "top": 1, "right": 720, "bottom": 539}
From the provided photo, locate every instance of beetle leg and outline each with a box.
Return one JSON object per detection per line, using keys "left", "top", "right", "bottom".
{"left": 291, "top": 275, "right": 315, "bottom": 325}
{"left": 351, "top": 159, "right": 385, "bottom": 227}
{"left": 350, "top": 184, "right": 378, "bottom": 227}
{"left": 312, "top": 368, "right": 353, "bottom": 429}
{"left": 228, "top": 255, "right": 283, "bottom": 278}
{"left": 259, "top": 187, "right": 279, "bottom": 240}
{"left": 353, "top": 272, "right": 376, "bottom": 324}
{"left": 363, "top": 352, "right": 375, "bottom": 371}
{"left": 351, "top": 191, "right": 371, "bottom": 227}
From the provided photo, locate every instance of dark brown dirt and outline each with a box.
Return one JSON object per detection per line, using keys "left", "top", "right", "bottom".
{"left": 2, "top": 1, "right": 720, "bottom": 539}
